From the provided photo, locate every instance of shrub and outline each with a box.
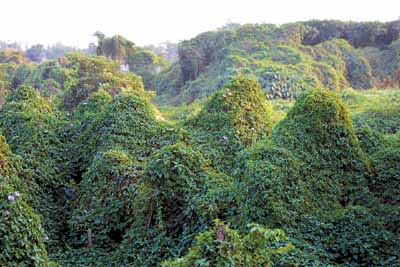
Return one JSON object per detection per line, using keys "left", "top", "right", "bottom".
{"left": 370, "top": 133, "right": 400, "bottom": 204}
{"left": 119, "top": 143, "right": 233, "bottom": 266}
{"left": 237, "top": 89, "right": 371, "bottom": 231}
{"left": 0, "top": 86, "right": 67, "bottom": 246}
{"left": 162, "top": 220, "right": 322, "bottom": 267}
{"left": 59, "top": 53, "right": 144, "bottom": 111}
{"left": 0, "top": 135, "right": 32, "bottom": 198}
{"left": 0, "top": 185, "right": 57, "bottom": 267}
{"left": 352, "top": 91, "right": 400, "bottom": 134}
{"left": 69, "top": 149, "right": 139, "bottom": 247}
{"left": 68, "top": 89, "right": 186, "bottom": 178}
{"left": 186, "top": 76, "right": 272, "bottom": 171}
{"left": 237, "top": 141, "right": 323, "bottom": 226}
{"left": 355, "top": 126, "right": 385, "bottom": 155}
{"left": 296, "top": 206, "right": 400, "bottom": 266}
{"left": 67, "top": 89, "right": 113, "bottom": 179}
{"left": 271, "top": 89, "right": 369, "bottom": 203}
{"left": 0, "top": 135, "right": 18, "bottom": 178}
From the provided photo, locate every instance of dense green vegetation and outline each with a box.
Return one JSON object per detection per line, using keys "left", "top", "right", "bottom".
{"left": 1, "top": 19, "right": 400, "bottom": 267}
{"left": 153, "top": 19, "right": 400, "bottom": 105}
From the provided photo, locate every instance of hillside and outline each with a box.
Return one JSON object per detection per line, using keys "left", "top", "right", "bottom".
{"left": 153, "top": 20, "right": 400, "bottom": 104}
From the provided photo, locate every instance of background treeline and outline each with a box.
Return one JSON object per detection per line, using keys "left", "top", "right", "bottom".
{"left": 0, "top": 33, "right": 173, "bottom": 105}
{"left": 2, "top": 19, "right": 400, "bottom": 106}
{"left": 154, "top": 19, "right": 400, "bottom": 104}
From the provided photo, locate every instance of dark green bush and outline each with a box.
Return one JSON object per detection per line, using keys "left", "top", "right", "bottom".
{"left": 296, "top": 206, "right": 400, "bottom": 266}
{"left": 95, "top": 90, "right": 178, "bottom": 157}
{"left": 355, "top": 126, "right": 385, "bottom": 155}
{"left": 370, "top": 133, "right": 400, "bottom": 204}
{"left": 66, "top": 89, "right": 189, "bottom": 261}
{"left": 162, "top": 220, "right": 322, "bottom": 267}
{"left": 271, "top": 89, "right": 369, "bottom": 203}
{"left": 68, "top": 88, "right": 185, "bottom": 177}
{"left": 0, "top": 136, "right": 32, "bottom": 206}
{"left": 236, "top": 89, "right": 399, "bottom": 266}
{"left": 0, "top": 185, "right": 57, "bottom": 267}
{"left": 58, "top": 53, "right": 144, "bottom": 111}
{"left": 0, "top": 86, "right": 66, "bottom": 188}
{"left": 67, "top": 89, "right": 113, "bottom": 178}
{"left": 0, "top": 86, "right": 67, "bottom": 246}
{"left": 186, "top": 76, "right": 272, "bottom": 171}
{"left": 237, "top": 141, "right": 324, "bottom": 226}
{"left": 0, "top": 135, "right": 19, "bottom": 178}
{"left": 69, "top": 149, "right": 138, "bottom": 247}
{"left": 235, "top": 88, "right": 372, "bottom": 230}
{"left": 119, "top": 142, "right": 233, "bottom": 266}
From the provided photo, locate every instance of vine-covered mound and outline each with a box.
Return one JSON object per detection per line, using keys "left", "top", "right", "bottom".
{"left": 295, "top": 205, "right": 400, "bottom": 266}
{"left": 162, "top": 220, "right": 322, "bottom": 266}
{"left": 237, "top": 141, "right": 315, "bottom": 225}
{"left": 0, "top": 185, "right": 57, "bottom": 267}
{"left": 0, "top": 86, "right": 65, "bottom": 187}
{"left": 370, "top": 133, "right": 400, "bottom": 205}
{"left": 238, "top": 90, "right": 368, "bottom": 222}
{"left": 186, "top": 76, "right": 272, "bottom": 170}
{"left": 96, "top": 90, "right": 183, "bottom": 156}
{"left": 355, "top": 127, "right": 400, "bottom": 210}
{"left": 67, "top": 89, "right": 113, "bottom": 177}
{"left": 0, "top": 135, "right": 31, "bottom": 203}
{"left": 0, "top": 135, "right": 19, "bottom": 181}
{"left": 271, "top": 89, "right": 369, "bottom": 201}
{"left": 118, "top": 142, "right": 233, "bottom": 267}
{"left": 69, "top": 149, "right": 137, "bottom": 248}
{"left": 0, "top": 86, "right": 67, "bottom": 245}
{"left": 66, "top": 90, "right": 190, "bottom": 263}
{"left": 237, "top": 89, "right": 371, "bottom": 225}
{"left": 235, "top": 89, "right": 400, "bottom": 266}
{"left": 69, "top": 88, "right": 186, "bottom": 175}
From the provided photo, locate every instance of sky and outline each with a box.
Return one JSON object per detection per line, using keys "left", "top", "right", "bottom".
{"left": 1, "top": 0, "right": 399, "bottom": 48}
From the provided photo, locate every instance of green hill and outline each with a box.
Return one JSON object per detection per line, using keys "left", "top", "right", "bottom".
{"left": 154, "top": 20, "right": 400, "bottom": 105}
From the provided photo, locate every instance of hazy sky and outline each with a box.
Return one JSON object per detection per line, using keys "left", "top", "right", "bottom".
{"left": 1, "top": 0, "right": 399, "bottom": 48}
